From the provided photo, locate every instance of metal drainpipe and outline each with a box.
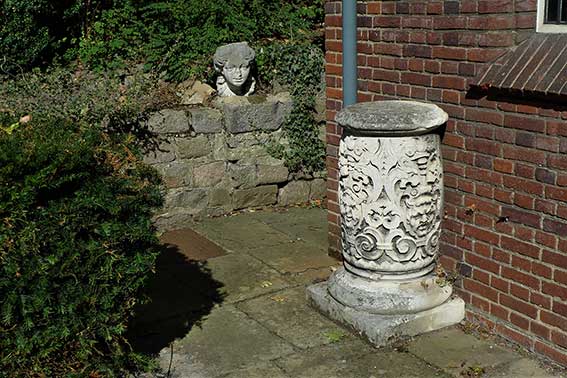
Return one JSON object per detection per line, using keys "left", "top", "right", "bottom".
{"left": 342, "top": 0, "right": 357, "bottom": 106}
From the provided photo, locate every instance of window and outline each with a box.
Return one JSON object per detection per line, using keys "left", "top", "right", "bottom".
{"left": 538, "top": 0, "right": 567, "bottom": 32}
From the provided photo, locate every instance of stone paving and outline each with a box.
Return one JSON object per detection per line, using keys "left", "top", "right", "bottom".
{"left": 131, "top": 207, "right": 565, "bottom": 378}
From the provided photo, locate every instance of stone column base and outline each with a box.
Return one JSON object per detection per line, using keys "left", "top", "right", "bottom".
{"left": 306, "top": 281, "right": 465, "bottom": 347}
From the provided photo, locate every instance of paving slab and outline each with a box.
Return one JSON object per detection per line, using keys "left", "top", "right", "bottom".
{"left": 486, "top": 357, "right": 564, "bottom": 377}
{"left": 245, "top": 240, "right": 338, "bottom": 275}
{"left": 206, "top": 253, "right": 292, "bottom": 303}
{"left": 407, "top": 327, "right": 522, "bottom": 377}
{"left": 163, "top": 305, "right": 295, "bottom": 377}
{"left": 219, "top": 362, "right": 289, "bottom": 378}
{"left": 192, "top": 215, "right": 295, "bottom": 251}
{"left": 274, "top": 338, "right": 450, "bottom": 378}
{"left": 252, "top": 207, "right": 329, "bottom": 248}
{"left": 236, "top": 286, "right": 351, "bottom": 349}
{"left": 160, "top": 227, "right": 226, "bottom": 261}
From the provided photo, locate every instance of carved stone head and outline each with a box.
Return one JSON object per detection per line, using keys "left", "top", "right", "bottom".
{"left": 213, "top": 42, "right": 256, "bottom": 97}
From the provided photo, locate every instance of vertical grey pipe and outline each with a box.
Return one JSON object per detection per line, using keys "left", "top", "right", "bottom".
{"left": 342, "top": 0, "right": 357, "bottom": 106}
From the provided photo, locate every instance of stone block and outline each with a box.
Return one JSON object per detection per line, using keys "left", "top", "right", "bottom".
{"left": 278, "top": 180, "right": 310, "bottom": 206}
{"left": 153, "top": 161, "right": 192, "bottom": 188}
{"left": 306, "top": 282, "right": 465, "bottom": 347}
{"left": 164, "top": 188, "right": 208, "bottom": 209}
{"left": 309, "top": 178, "right": 327, "bottom": 200}
{"left": 211, "top": 134, "right": 229, "bottom": 160}
{"left": 189, "top": 108, "right": 223, "bottom": 134}
{"left": 226, "top": 145, "right": 270, "bottom": 162}
{"left": 175, "top": 134, "right": 211, "bottom": 159}
{"left": 178, "top": 80, "right": 215, "bottom": 105}
{"left": 257, "top": 164, "right": 289, "bottom": 185}
{"left": 142, "top": 139, "right": 176, "bottom": 165}
{"left": 233, "top": 185, "right": 277, "bottom": 209}
{"left": 208, "top": 188, "right": 232, "bottom": 208}
{"left": 228, "top": 163, "right": 257, "bottom": 189}
{"left": 193, "top": 161, "right": 225, "bottom": 187}
{"left": 147, "top": 109, "right": 190, "bottom": 134}
{"left": 219, "top": 92, "right": 292, "bottom": 134}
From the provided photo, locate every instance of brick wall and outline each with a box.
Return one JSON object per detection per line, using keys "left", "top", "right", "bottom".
{"left": 325, "top": 0, "right": 567, "bottom": 366}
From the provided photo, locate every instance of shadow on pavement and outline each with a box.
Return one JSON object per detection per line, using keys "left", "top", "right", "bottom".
{"left": 126, "top": 241, "right": 225, "bottom": 355}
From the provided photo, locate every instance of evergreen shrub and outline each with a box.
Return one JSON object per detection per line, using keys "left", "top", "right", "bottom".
{"left": 0, "top": 115, "right": 163, "bottom": 376}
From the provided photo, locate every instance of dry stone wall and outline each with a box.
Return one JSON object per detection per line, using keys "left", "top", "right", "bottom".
{"left": 143, "top": 92, "right": 326, "bottom": 230}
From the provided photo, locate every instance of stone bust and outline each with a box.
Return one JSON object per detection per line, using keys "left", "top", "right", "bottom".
{"left": 213, "top": 42, "right": 256, "bottom": 97}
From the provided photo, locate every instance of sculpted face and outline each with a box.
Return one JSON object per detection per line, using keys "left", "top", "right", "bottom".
{"left": 222, "top": 63, "right": 251, "bottom": 89}
{"left": 406, "top": 193, "right": 436, "bottom": 237}
{"left": 214, "top": 42, "right": 256, "bottom": 96}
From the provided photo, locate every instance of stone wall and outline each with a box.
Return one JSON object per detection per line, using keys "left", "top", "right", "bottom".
{"left": 143, "top": 92, "right": 326, "bottom": 230}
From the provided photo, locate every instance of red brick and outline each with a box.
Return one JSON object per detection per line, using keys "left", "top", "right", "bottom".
{"left": 373, "top": 15, "right": 401, "bottom": 28}
{"left": 541, "top": 310, "right": 567, "bottom": 331}
{"left": 535, "top": 340, "right": 567, "bottom": 366}
{"left": 547, "top": 154, "right": 567, "bottom": 171}
{"left": 531, "top": 262, "right": 553, "bottom": 279}
{"left": 367, "top": 2, "right": 381, "bottom": 14}
{"left": 510, "top": 312, "right": 531, "bottom": 331}
{"left": 432, "top": 75, "right": 467, "bottom": 90}
{"left": 478, "top": 32, "right": 515, "bottom": 47}
{"left": 466, "top": 251, "right": 501, "bottom": 274}
{"left": 516, "top": 13, "right": 536, "bottom": 28}
{"left": 490, "top": 303, "right": 510, "bottom": 320}
{"left": 427, "top": 2, "right": 443, "bottom": 14}
{"left": 516, "top": 0, "right": 537, "bottom": 11}
{"left": 472, "top": 295, "right": 491, "bottom": 312}
{"left": 499, "top": 293, "right": 538, "bottom": 319}
{"left": 501, "top": 266, "right": 540, "bottom": 290}
{"left": 400, "top": 72, "right": 431, "bottom": 86}
{"left": 530, "top": 292, "right": 552, "bottom": 309}
{"left": 542, "top": 249, "right": 567, "bottom": 269}
{"left": 543, "top": 218, "right": 567, "bottom": 237}
{"left": 514, "top": 192, "right": 535, "bottom": 209}
{"left": 510, "top": 283, "right": 530, "bottom": 301}
{"left": 478, "top": 0, "right": 514, "bottom": 13}
{"left": 372, "top": 69, "right": 400, "bottom": 82}
{"left": 467, "top": 48, "right": 507, "bottom": 63}
{"left": 504, "top": 115, "right": 546, "bottom": 133}
{"left": 433, "top": 16, "right": 467, "bottom": 29}
{"left": 465, "top": 109, "right": 504, "bottom": 125}
{"left": 502, "top": 145, "right": 546, "bottom": 165}
{"left": 432, "top": 46, "right": 467, "bottom": 60}
{"left": 494, "top": 188, "right": 514, "bottom": 204}
{"left": 500, "top": 236, "right": 539, "bottom": 258}
{"left": 503, "top": 176, "right": 544, "bottom": 196}
{"left": 554, "top": 299, "right": 567, "bottom": 316}
{"left": 466, "top": 138, "right": 501, "bottom": 156}
{"left": 542, "top": 281, "right": 567, "bottom": 300}
{"left": 530, "top": 321, "right": 550, "bottom": 340}
{"left": 374, "top": 43, "right": 403, "bottom": 56}
{"left": 493, "top": 159, "right": 514, "bottom": 173}
{"left": 512, "top": 252, "right": 532, "bottom": 268}
{"left": 468, "top": 15, "right": 515, "bottom": 29}
{"left": 464, "top": 278, "right": 499, "bottom": 301}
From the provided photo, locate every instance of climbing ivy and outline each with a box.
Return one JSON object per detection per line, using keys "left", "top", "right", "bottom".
{"left": 256, "top": 42, "right": 326, "bottom": 174}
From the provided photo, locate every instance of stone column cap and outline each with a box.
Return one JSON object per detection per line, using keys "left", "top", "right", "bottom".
{"left": 336, "top": 100, "right": 448, "bottom": 136}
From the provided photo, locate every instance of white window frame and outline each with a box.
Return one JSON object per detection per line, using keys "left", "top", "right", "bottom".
{"left": 537, "top": 0, "right": 567, "bottom": 32}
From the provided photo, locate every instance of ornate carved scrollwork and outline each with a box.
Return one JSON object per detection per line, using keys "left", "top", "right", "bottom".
{"left": 339, "top": 134, "right": 443, "bottom": 277}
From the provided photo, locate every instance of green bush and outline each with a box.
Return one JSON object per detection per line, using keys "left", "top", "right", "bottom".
{"left": 77, "top": 0, "right": 324, "bottom": 81}
{"left": 0, "top": 0, "right": 84, "bottom": 73}
{"left": 0, "top": 115, "right": 163, "bottom": 376}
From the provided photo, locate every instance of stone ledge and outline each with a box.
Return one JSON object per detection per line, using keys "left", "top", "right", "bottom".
{"left": 306, "top": 281, "right": 465, "bottom": 347}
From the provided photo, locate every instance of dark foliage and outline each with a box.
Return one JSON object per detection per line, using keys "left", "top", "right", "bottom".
{"left": 0, "top": 116, "right": 164, "bottom": 376}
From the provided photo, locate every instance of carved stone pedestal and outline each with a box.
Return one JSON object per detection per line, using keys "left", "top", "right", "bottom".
{"left": 308, "top": 101, "right": 465, "bottom": 346}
